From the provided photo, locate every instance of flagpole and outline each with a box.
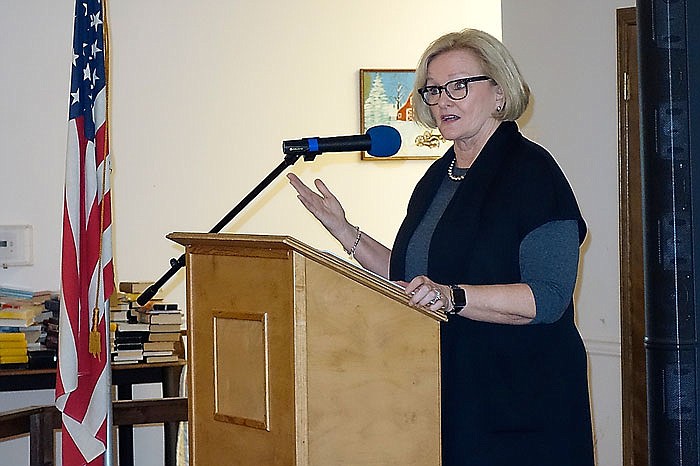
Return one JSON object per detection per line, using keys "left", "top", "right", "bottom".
{"left": 102, "top": 1, "right": 114, "bottom": 464}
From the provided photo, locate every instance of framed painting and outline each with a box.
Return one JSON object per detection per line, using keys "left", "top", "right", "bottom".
{"left": 360, "top": 68, "right": 446, "bottom": 160}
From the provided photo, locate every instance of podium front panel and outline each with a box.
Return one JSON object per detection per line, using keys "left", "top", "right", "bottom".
{"left": 186, "top": 246, "right": 299, "bottom": 465}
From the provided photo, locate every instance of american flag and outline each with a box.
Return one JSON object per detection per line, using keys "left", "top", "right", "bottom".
{"left": 55, "top": 0, "right": 114, "bottom": 464}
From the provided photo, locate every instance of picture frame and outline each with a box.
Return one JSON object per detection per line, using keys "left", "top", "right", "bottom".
{"left": 360, "top": 68, "right": 446, "bottom": 160}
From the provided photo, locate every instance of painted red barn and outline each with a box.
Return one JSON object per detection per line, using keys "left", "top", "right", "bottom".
{"left": 396, "top": 95, "right": 414, "bottom": 121}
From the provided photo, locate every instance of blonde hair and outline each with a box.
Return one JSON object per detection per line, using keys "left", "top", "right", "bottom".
{"left": 413, "top": 29, "right": 530, "bottom": 127}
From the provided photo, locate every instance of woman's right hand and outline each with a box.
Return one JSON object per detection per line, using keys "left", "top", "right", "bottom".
{"left": 287, "top": 173, "right": 349, "bottom": 236}
{"left": 287, "top": 172, "right": 392, "bottom": 277}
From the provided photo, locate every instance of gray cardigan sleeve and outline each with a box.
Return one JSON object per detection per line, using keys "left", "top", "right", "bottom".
{"left": 519, "top": 219, "right": 580, "bottom": 324}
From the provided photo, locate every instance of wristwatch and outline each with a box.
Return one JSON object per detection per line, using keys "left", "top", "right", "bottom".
{"left": 448, "top": 285, "right": 466, "bottom": 315}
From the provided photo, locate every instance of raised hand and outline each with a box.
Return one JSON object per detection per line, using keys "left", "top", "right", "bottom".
{"left": 287, "top": 173, "right": 349, "bottom": 237}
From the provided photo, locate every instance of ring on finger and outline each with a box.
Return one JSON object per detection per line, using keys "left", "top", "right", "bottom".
{"left": 427, "top": 289, "right": 442, "bottom": 306}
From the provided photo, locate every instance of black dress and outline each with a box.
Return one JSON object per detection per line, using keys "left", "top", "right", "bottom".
{"left": 389, "top": 122, "right": 594, "bottom": 466}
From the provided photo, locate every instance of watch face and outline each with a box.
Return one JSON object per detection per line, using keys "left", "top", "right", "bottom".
{"left": 451, "top": 285, "right": 466, "bottom": 308}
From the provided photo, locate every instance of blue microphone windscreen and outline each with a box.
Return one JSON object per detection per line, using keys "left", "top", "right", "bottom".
{"left": 366, "top": 125, "right": 402, "bottom": 157}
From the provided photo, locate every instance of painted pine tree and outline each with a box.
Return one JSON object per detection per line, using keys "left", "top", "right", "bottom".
{"left": 364, "top": 73, "right": 392, "bottom": 128}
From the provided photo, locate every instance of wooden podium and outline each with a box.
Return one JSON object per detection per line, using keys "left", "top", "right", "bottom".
{"left": 169, "top": 233, "right": 445, "bottom": 465}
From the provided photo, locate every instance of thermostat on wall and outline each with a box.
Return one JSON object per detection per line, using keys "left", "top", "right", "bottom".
{"left": 0, "top": 225, "right": 33, "bottom": 268}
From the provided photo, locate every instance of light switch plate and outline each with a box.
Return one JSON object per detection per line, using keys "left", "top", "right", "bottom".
{"left": 0, "top": 225, "right": 33, "bottom": 267}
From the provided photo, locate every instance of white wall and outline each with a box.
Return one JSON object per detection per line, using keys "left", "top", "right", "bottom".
{"left": 0, "top": 2, "right": 74, "bottom": 463}
{"left": 502, "top": 1, "right": 634, "bottom": 465}
{"left": 0, "top": 1, "right": 501, "bottom": 464}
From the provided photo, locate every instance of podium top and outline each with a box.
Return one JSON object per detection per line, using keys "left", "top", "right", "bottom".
{"left": 168, "top": 232, "right": 447, "bottom": 322}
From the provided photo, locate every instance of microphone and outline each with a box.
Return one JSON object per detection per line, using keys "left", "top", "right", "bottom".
{"left": 282, "top": 125, "right": 402, "bottom": 158}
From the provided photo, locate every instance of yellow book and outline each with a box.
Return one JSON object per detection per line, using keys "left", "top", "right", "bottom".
{"left": 0, "top": 340, "right": 28, "bottom": 349}
{"left": 0, "top": 305, "right": 43, "bottom": 320}
{"left": 0, "top": 310, "right": 31, "bottom": 319}
{"left": 0, "top": 354, "right": 29, "bottom": 364}
{"left": 0, "top": 333, "right": 27, "bottom": 342}
{"left": 0, "top": 347, "right": 28, "bottom": 357}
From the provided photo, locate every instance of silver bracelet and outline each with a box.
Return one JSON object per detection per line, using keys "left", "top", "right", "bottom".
{"left": 346, "top": 226, "right": 362, "bottom": 259}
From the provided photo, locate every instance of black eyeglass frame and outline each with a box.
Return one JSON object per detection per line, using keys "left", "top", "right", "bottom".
{"left": 418, "top": 75, "right": 493, "bottom": 106}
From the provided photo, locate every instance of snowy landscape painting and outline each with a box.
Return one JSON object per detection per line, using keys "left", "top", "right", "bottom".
{"left": 360, "top": 69, "right": 445, "bottom": 160}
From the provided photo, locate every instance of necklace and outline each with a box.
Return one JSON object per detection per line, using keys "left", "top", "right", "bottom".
{"left": 448, "top": 157, "right": 467, "bottom": 181}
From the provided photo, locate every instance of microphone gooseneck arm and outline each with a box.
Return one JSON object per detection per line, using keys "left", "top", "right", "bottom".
{"left": 136, "top": 152, "right": 303, "bottom": 305}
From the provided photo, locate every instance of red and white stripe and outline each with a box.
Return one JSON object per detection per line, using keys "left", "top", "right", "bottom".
{"left": 55, "top": 82, "right": 114, "bottom": 465}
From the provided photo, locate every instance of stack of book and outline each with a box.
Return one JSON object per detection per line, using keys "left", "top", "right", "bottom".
{"left": 31, "top": 304, "right": 59, "bottom": 369}
{"left": 41, "top": 296, "right": 60, "bottom": 354}
{"left": 109, "top": 292, "right": 132, "bottom": 325}
{"left": 110, "top": 283, "right": 151, "bottom": 364}
{"left": 0, "top": 287, "right": 57, "bottom": 368}
{"left": 0, "top": 332, "right": 28, "bottom": 366}
{"left": 109, "top": 282, "right": 182, "bottom": 364}
{"left": 112, "top": 309, "right": 149, "bottom": 365}
{"left": 135, "top": 303, "right": 182, "bottom": 363}
{"left": 112, "top": 327, "right": 148, "bottom": 364}
{"left": 0, "top": 301, "right": 44, "bottom": 328}
{"left": 43, "top": 317, "right": 59, "bottom": 352}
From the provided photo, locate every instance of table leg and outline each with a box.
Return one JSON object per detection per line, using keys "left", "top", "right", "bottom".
{"left": 163, "top": 365, "right": 184, "bottom": 466}
{"left": 117, "top": 383, "right": 134, "bottom": 466}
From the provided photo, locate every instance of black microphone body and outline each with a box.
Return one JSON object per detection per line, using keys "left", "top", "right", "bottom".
{"left": 283, "top": 134, "right": 371, "bottom": 157}
{"left": 282, "top": 125, "right": 401, "bottom": 158}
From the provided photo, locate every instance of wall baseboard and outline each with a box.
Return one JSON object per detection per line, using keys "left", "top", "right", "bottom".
{"left": 585, "top": 338, "right": 621, "bottom": 357}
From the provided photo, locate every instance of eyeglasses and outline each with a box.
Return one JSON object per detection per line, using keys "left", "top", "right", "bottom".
{"left": 418, "top": 75, "right": 492, "bottom": 106}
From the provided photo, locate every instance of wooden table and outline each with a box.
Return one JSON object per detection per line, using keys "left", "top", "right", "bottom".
{"left": 0, "top": 360, "right": 186, "bottom": 466}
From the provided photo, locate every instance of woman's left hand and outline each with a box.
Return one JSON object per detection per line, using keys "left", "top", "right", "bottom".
{"left": 398, "top": 276, "right": 451, "bottom": 312}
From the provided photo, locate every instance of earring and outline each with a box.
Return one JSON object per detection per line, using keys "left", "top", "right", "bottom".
{"left": 496, "top": 105, "right": 502, "bottom": 112}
